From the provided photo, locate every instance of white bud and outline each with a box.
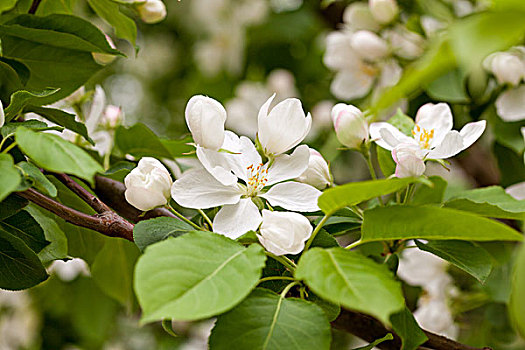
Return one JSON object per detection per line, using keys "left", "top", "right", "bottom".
{"left": 102, "top": 105, "right": 124, "bottom": 128}
{"left": 369, "top": 0, "right": 399, "bottom": 24}
{"left": 350, "top": 30, "right": 389, "bottom": 61}
{"left": 296, "top": 148, "right": 332, "bottom": 190}
{"left": 484, "top": 51, "right": 525, "bottom": 86}
{"left": 138, "top": 0, "right": 167, "bottom": 24}
{"left": 392, "top": 144, "right": 425, "bottom": 178}
{"left": 331, "top": 103, "right": 369, "bottom": 149}
{"left": 185, "top": 95, "right": 227, "bottom": 150}
{"left": 384, "top": 28, "right": 424, "bottom": 60}
{"left": 92, "top": 34, "right": 117, "bottom": 65}
{"left": 124, "top": 157, "right": 173, "bottom": 211}
{"left": 257, "top": 210, "right": 313, "bottom": 256}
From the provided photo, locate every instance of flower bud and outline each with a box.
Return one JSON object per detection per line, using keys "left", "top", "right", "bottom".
{"left": 92, "top": 35, "right": 117, "bottom": 65}
{"left": 392, "top": 144, "right": 425, "bottom": 178}
{"left": 124, "top": 157, "right": 173, "bottom": 211}
{"left": 331, "top": 103, "right": 369, "bottom": 149}
{"left": 185, "top": 95, "right": 227, "bottom": 150}
{"left": 350, "top": 30, "right": 389, "bottom": 61}
{"left": 484, "top": 51, "right": 525, "bottom": 86}
{"left": 296, "top": 148, "right": 332, "bottom": 189}
{"left": 384, "top": 28, "right": 424, "bottom": 60}
{"left": 138, "top": 0, "right": 167, "bottom": 24}
{"left": 257, "top": 210, "right": 312, "bottom": 256}
{"left": 102, "top": 105, "right": 124, "bottom": 128}
{"left": 369, "top": 0, "right": 399, "bottom": 24}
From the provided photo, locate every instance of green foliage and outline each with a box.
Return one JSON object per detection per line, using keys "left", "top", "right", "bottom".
{"left": 0, "top": 153, "right": 21, "bottom": 201}
{"left": 86, "top": 0, "right": 137, "bottom": 45}
{"left": 510, "top": 244, "right": 525, "bottom": 338}
{"left": 411, "top": 176, "right": 447, "bottom": 205}
{"left": 1, "top": 119, "right": 63, "bottom": 137}
{"left": 0, "top": 194, "right": 28, "bottom": 220}
{"left": 27, "top": 205, "right": 68, "bottom": 263}
{"left": 133, "top": 217, "right": 195, "bottom": 251}
{"left": 3, "top": 88, "right": 59, "bottom": 121}
{"left": 389, "top": 308, "right": 428, "bottom": 350}
{"left": 134, "top": 231, "right": 266, "bottom": 323}
{"left": 17, "top": 161, "right": 58, "bottom": 197}
{"left": 425, "top": 69, "right": 469, "bottom": 103}
{"left": 0, "top": 209, "right": 49, "bottom": 253}
{"left": 295, "top": 247, "right": 405, "bottom": 324}
{"left": 352, "top": 333, "right": 394, "bottom": 350}
{"left": 115, "top": 123, "right": 174, "bottom": 158}
{"left": 209, "top": 288, "right": 332, "bottom": 350}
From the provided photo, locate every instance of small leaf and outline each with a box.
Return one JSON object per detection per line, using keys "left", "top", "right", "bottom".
{"left": 352, "top": 333, "right": 394, "bottom": 350}
{"left": 0, "top": 210, "right": 49, "bottom": 253}
{"left": 209, "top": 288, "right": 332, "bottom": 350}
{"left": 161, "top": 137, "right": 195, "bottom": 158}
{"left": 387, "top": 109, "right": 415, "bottom": 136}
{"left": 390, "top": 307, "right": 428, "bottom": 350}
{"left": 0, "top": 154, "right": 21, "bottom": 202}
{"left": 17, "top": 161, "right": 58, "bottom": 197}
{"left": 87, "top": 0, "right": 137, "bottom": 45}
{"left": 115, "top": 123, "right": 173, "bottom": 158}
{"left": 1, "top": 120, "right": 64, "bottom": 137}
{"left": 425, "top": 69, "right": 469, "bottom": 103}
{"left": 133, "top": 217, "right": 194, "bottom": 251}
{"left": 4, "top": 89, "right": 59, "bottom": 122}
{"left": 27, "top": 205, "right": 68, "bottom": 264}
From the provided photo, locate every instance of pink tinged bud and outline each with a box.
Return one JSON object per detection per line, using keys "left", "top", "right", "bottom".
{"left": 103, "top": 105, "right": 124, "bottom": 128}
{"left": 369, "top": 0, "right": 399, "bottom": 24}
{"left": 331, "top": 103, "right": 369, "bottom": 149}
{"left": 487, "top": 52, "right": 525, "bottom": 86}
{"left": 138, "top": 0, "right": 167, "bottom": 24}
{"left": 297, "top": 148, "right": 332, "bottom": 190}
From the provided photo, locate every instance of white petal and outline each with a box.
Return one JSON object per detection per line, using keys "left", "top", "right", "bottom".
{"left": 378, "top": 60, "right": 402, "bottom": 89}
{"left": 415, "top": 103, "right": 453, "bottom": 146}
{"left": 85, "top": 85, "right": 106, "bottom": 134}
{"left": 266, "top": 145, "right": 310, "bottom": 186}
{"left": 213, "top": 198, "right": 262, "bottom": 239}
{"left": 369, "top": 122, "right": 414, "bottom": 150}
{"left": 459, "top": 120, "right": 486, "bottom": 150}
{"left": 185, "top": 95, "right": 227, "bottom": 150}
{"left": 330, "top": 68, "right": 375, "bottom": 100}
{"left": 495, "top": 86, "right": 525, "bottom": 122}
{"left": 323, "top": 31, "right": 360, "bottom": 70}
{"left": 426, "top": 131, "right": 464, "bottom": 159}
{"left": 0, "top": 100, "right": 4, "bottom": 127}
{"left": 125, "top": 186, "right": 168, "bottom": 211}
{"left": 392, "top": 144, "right": 425, "bottom": 178}
{"left": 196, "top": 146, "right": 239, "bottom": 186}
{"left": 506, "top": 182, "right": 525, "bottom": 200}
{"left": 260, "top": 182, "right": 321, "bottom": 212}
{"left": 170, "top": 168, "right": 241, "bottom": 209}
{"left": 257, "top": 210, "right": 312, "bottom": 256}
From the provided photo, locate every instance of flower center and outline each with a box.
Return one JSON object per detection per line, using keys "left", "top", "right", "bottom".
{"left": 246, "top": 163, "right": 268, "bottom": 196}
{"left": 412, "top": 124, "right": 434, "bottom": 149}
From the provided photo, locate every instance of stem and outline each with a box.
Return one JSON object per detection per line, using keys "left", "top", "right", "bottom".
{"left": 1, "top": 141, "right": 17, "bottom": 154}
{"left": 167, "top": 204, "right": 203, "bottom": 231}
{"left": 345, "top": 239, "right": 363, "bottom": 250}
{"left": 280, "top": 281, "right": 300, "bottom": 298}
{"left": 28, "top": 0, "right": 42, "bottom": 13}
{"left": 266, "top": 252, "right": 296, "bottom": 271}
{"left": 403, "top": 184, "right": 415, "bottom": 204}
{"left": 258, "top": 276, "right": 295, "bottom": 284}
{"left": 161, "top": 319, "right": 178, "bottom": 338}
{"left": 304, "top": 214, "right": 331, "bottom": 251}
{"left": 350, "top": 205, "right": 364, "bottom": 219}
{"left": 198, "top": 209, "right": 213, "bottom": 229}
{"left": 0, "top": 133, "right": 14, "bottom": 151}
{"left": 52, "top": 172, "right": 112, "bottom": 214}
{"left": 362, "top": 147, "right": 385, "bottom": 206}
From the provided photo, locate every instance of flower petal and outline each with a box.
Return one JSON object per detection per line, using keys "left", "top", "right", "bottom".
{"left": 495, "top": 86, "right": 525, "bottom": 122}
{"left": 330, "top": 68, "right": 375, "bottom": 101}
{"left": 196, "top": 146, "right": 239, "bottom": 186}
{"left": 369, "top": 122, "right": 414, "bottom": 150}
{"left": 125, "top": 186, "right": 168, "bottom": 211}
{"left": 260, "top": 182, "right": 321, "bottom": 212}
{"left": 426, "top": 131, "right": 463, "bottom": 159}
{"left": 392, "top": 144, "right": 425, "bottom": 178}
{"left": 266, "top": 144, "right": 310, "bottom": 185}
{"left": 213, "top": 198, "right": 262, "bottom": 239}
{"left": 415, "top": 103, "right": 453, "bottom": 146}
{"left": 459, "top": 120, "right": 486, "bottom": 150}
{"left": 323, "top": 31, "right": 360, "bottom": 70}
{"left": 85, "top": 85, "right": 106, "bottom": 134}
{"left": 170, "top": 168, "right": 241, "bottom": 209}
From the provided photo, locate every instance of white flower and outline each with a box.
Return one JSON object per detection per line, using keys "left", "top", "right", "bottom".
{"left": 171, "top": 138, "right": 321, "bottom": 239}
{"left": 484, "top": 51, "right": 525, "bottom": 86}
{"left": 257, "top": 210, "right": 312, "bottom": 256}
{"left": 420, "top": 16, "right": 446, "bottom": 37}
{"left": 48, "top": 258, "right": 90, "bottom": 281}
{"left": 343, "top": 2, "right": 381, "bottom": 32}
{"left": 384, "top": 27, "right": 425, "bottom": 60}
{"left": 185, "top": 95, "right": 227, "bottom": 151}
{"left": 124, "top": 157, "right": 173, "bottom": 211}
{"left": 369, "top": 103, "right": 486, "bottom": 160}
{"left": 296, "top": 148, "right": 332, "bottom": 189}
{"left": 350, "top": 30, "right": 389, "bottom": 62}
{"left": 102, "top": 105, "right": 124, "bottom": 128}
{"left": 495, "top": 85, "right": 525, "bottom": 121}
{"left": 257, "top": 94, "right": 312, "bottom": 157}
{"left": 369, "top": 0, "right": 399, "bottom": 24}
{"left": 0, "top": 100, "right": 4, "bottom": 127}
{"left": 392, "top": 143, "right": 425, "bottom": 178}
{"left": 92, "top": 34, "right": 117, "bottom": 65}
{"left": 331, "top": 103, "right": 369, "bottom": 149}
{"left": 506, "top": 182, "right": 525, "bottom": 200}
{"left": 138, "top": 0, "right": 167, "bottom": 24}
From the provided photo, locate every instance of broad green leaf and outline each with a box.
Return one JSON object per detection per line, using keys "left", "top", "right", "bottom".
{"left": 494, "top": 142, "right": 525, "bottom": 187}
{"left": 91, "top": 237, "right": 140, "bottom": 310}
{"left": 133, "top": 217, "right": 194, "bottom": 251}
{"left": 27, "top": 205, "right": 68, "bottom": 263}
{"left": 510, "top": 244, "right": 525, "bottom": 338}
{"left": 352, "top": 333, "right": 394, "bottom": 350}
{"left": 318, "top": 178, "right": 416, "bottom": 215}
{"left": 15, "top": 127, "right": 103, "bottom": 185}
{"left": 35, "top": 0, "right": 76, "bottom": 14}
{"left": 0, "top": 0, "right": 18, "bottom": 13}
{"left": 161, "top": 137, "right": 195, "bottom": 158}
{"left": 309, "top": 293, "right": 340, "bottom": 322}
{"left": 0, "top": 226, "right": 48, "bottom": 290}
{"left": 209, "top": 288, "right": 332, "bottom": 350}
{"left": 0, "top": 153, "right": 21, "bottom": 202}
{"left": 103, "top": 161, "right": 135, "bottom": 182}
{"left": 390, "top": 308, "right": 428, "bottom": 350}
{"left": 377, "top": 147, "right": 395, "bottom": 177}
{"left": 425, "top": 69, "right": 469, "bottom": 103}
{"left": 415, "top": 240, "right": 493, "bottom": 283}
{"left": 362, "top": 205, "right": 523, "bottom": 242}
{"left": 445, "top": 186, "right": 525, "bottom": 220}
{"left": 0, "top": 57, "right": 30, "bottom": 86}
{"left": 115, "top": 123, "right": 173, "bottom": 158}
{"left": 0, "top": 210, "right": 49, "bottom": 253}
{"left": 411, "top": 176, "right": 447, "bottom": 205}
{"left": 0, "top": 61, "right": 23, "bottom": 104}
{"left": 1, "top": 120, "right": 63, "bottom": 137}
{"left": 134, "top": 231, "right": 266, "bottom": 323}
{"left": 25, "top": 106, "right": 94, "bottom": 144}
{"left": 87, "top": 0, "right": 137, "bottom": 45}
{"left": 17, "top": 161, "right": 57, "bottom": 197}
{"left": 295, "top": 247, "right": 405, "bottom": 324}
{"left": 4, "top": 89, "right": 59, "bottom": 122}
{"left": 0, "top": 194, "right": 28, "bottom": 221}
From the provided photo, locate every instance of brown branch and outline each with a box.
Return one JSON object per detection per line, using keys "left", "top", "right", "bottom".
{"left": 17, "top": 188, "right": 134, "bottom": 241}
{"left": 28, "top": 0, "right": 42, "bottom": 14}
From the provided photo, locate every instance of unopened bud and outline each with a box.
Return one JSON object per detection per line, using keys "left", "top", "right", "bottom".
{"left": 296, "top": 148, "right": 332, "bottom": 190}
{"left": 350, "top": 30, "right": 389, "bottom": 61}
{"left": 138, "top": 0, "right": 167, "bottom": 24}
{"left": 484, "top": 51, "right": 525, "bottom": 86}
{"left": 369, "top": 0, "right": 399, "bottom": 24}
{"left": 331, "top": 103, "right": 369, "bottom": 149}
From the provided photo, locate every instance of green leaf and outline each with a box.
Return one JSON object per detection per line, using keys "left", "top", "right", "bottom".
{"left": 415, "top": 240, "right": 493, "bottom": 283}
{"left": 411, "top": 176, "right": 447, "bottom": 205}
{"left": 133, "top": 217, "right": 194, "bottom": 251}
{"left": 0, "top": 194, "right": 28, "bottom": 221}
{"left": 0, "top": 60, "right": 23, "bottom": 104}
{"left": 87, "top": 0, "right": 137, "bottom": 45}
{"left": 387, "top": 109, "right": 415, "bottom": 136}
{"left": 390, "top": 308, "right": 428, "bottom": 350}
{"left": 27, "top": 205, "right": 68, "bottom": 264}
{"left": 0, "top": 225, "right": 48, "bottom": 290}
{"left": 134, "top": 231, "right": 266, "bottom": 323}
{"left": 510, "top": 243, "right": 525, "bottom": 338}
{"left": 161, "top": 137, "right": 195, "bottom": 158}
{"left": 0, "top": 154, "right": 21, "bottom": 202}
{"left": 0, "top": 0, "right": 18, "bottom": 13}
{"left": 377, "top": 147, "right": 396, "bottom": 177}
{"left": 25, "top": 106, "right": 94, "bottom": 145}
{"left": 0, "top": 209, "right": 49, "bottom": 253}
{"left": 352, "top": 333, "right": 394, "bottom": 350}
{"left": 1, "top": 120, "right": 64, "bottom": 137}
{"left": 15, "top": 127, "right": 103, "bottom": 185}
{"left": 295, "top": 247, "right": 405, "bottom": 324}
{"left": 115, "top": 123, "right": 173, "bottom": 158}
{"left": 494, "top": 142, "right": 525, "bottom": 187}
{"left": 318, "top": 178, "right": 417, "bottom": 215}
{"left": 4, "top": 89, "right": 60, "bottom": 122}
{"left": 17, "top": 161, "right": 58, "bottom": 197}
{"left": 35, "top": 0, "right": 76, "bottom": 15}
{"left": 209, "top": 288, "right": 332, "bottom": 350}
{"left": 445, "top": 186, "right": 525, "bottom": 220}
{"left": 425, "top": 69, "right": 469, "bottom": 103}
{"left": 362, "top": 205, "right": 523, "bottom": 242}
{"left": 91, "top": 237, "right": 140, "bottom": 310}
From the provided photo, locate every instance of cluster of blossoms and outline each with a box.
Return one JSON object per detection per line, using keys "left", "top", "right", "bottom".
{"left": 125, "top": 94, "right": 333, "bottom": 255}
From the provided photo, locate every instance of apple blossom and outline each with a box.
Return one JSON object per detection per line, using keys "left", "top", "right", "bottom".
{"left": 392, "top": 144, "right": 425, "bottom": 178}
{"left": 124, "top": 157, "right": 173, "bottom": 211}
{"left": 296, "top": 148, "right": 332, "bottom": 189}
{"left": 257, "top": 210, "right": 313, "bottom": 256}
{"left": 0, "top": 100, "right": 4, "bottom": 127}
{"left": 343, "top": 2, "right": 381, "bottom": 32}
{"left": 484, "top": 51, "right": 525, "bottom": 86}
{"left": 369, "top": 103, "right": 486, "bottom": 161}
{"left": 138, "top": 0, "right": 167, "bottom": 24}
{"left": 369, "top": 0, "right": 399, "bottom": 24}
{"left": 185, "top": 95, "right": 227, "bottom": 151}
{"left": 350, "top": 30, "right": 389, "bottom": 62}
{"left": 171, "top": 137, "right": 321, "bottom": 239}
{"left": 384, "top": 27, "right": 425, "bottom": 60}
{"left": 495, "top": 85, "right": 525, "bottom": 122}
{"left": 331, "top": 103, "right": 369, "bottom": 149}
{"left": 257, "top": 94, "right": 312, "bottom": 157}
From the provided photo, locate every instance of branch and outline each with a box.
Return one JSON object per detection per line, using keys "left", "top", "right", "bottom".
{"left": 17, "top": 188, "right": 134, "bottom": 241}
{"left": 28, "top": 0, "right": 42, "bottom": 14}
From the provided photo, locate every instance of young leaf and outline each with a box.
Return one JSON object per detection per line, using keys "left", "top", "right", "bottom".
{"left": 115, "top": 123, "right": 173, "bottom": 158}
{"left": 390, "top": 307, "right": 428, "bottom": 350}
{"left": 4, "top": 89, "right": 60, "bottom": 122}
{"left": 0, "top": 153, "right": 21, "bottom": 202}
{"left": 362, "top": 206, "right": 523, "bottom": 242}
{"left": 0, "top": 209, "right": 49, "bottom": 253}
{"left": 17, "top": 161, "right": 58, "bottom": 197}
{"left": 86, "top": 0, "right": 137, "bottom": 45}
{"left": 133, "top": 217, "right": 195, "bottom": 251}
{"left": 295, "top": 247, "right": 405, "bottom": 324}
{"left": 27, "top": 205, "right": 68, "bottom": 264}
{"left": 1, "top": 120, "right": 64, "bottom": 137}
{"left": 352, "top": 333, "right": 394, "bottom": 350}
{"left": 134, "top": 231, "right": 266, "bottom": 323}
{"left": 209, "top": 288, "right": 332, "bottom": 350}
